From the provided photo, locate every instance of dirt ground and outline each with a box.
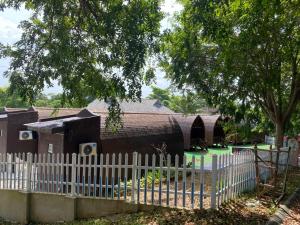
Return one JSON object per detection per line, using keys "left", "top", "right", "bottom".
{"left": 133, "top": 172, "right": 212, "bottom": 209}
{"left": 283, "top": 199, "right": 300, "bottom": 225}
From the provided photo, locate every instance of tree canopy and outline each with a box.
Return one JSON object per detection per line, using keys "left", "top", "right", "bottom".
{"left": 148, "top": 86, "right": 207, "bottom": 114}
{"left": 0, "top": 0, "right": 162, "bottom": 108}
{"left": 0, "top": 86, "right": 80, "bottom": 108}
{"left": 161, "top": 0, "right": 300, "bottom": 147}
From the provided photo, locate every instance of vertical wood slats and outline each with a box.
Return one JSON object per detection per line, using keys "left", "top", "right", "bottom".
{"left": 174, "top": 154, "right": 179, "bottom": 207}
{"left": 166, "top": 154, "right": 171, "bottom": 207}
{"left": 144, "top": 154, "right": 148, "bottom": 204}
{"left": 151, "top": 154, "right": 156, "bottom": 205}
{"left": 199, "top": 155, "right": 204, "bottom": 209}
{"left": 0, "top": 149, "right": 289, "bottom": 209}
{"left": 117, "top": 153, "right": 122, "bottom": 200}
{"left": 124, "top": 153, "right": 128, "bottom": 201}
{"left": 111, "top": 153, "right": 115, "bottom": 199}
{"left": 99, "top": 154, "right": 103, "bottom": 198}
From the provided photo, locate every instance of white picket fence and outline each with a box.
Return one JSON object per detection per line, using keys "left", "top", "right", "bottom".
{"left": 0, "top": 148, "right": 289, "bottom": 209}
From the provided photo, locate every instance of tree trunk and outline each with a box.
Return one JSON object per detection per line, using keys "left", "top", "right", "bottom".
{"left": 275, "top": 122, "right": 284, "bottom": 148}
{"left": 274, "top": 122, "right": 284, "bottom": 177}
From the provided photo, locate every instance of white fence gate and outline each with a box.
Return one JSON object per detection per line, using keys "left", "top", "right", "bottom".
{"left": 0, "top": 148, "right": 289, "bottom": 209}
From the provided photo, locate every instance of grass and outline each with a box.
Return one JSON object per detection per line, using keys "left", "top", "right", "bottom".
{"left": 185, "top": 144, "right": 271, "bottom": 168}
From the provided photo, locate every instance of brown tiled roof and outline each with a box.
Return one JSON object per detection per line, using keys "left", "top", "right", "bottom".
{"left": 31, "top": 107, "right": 82, "bottom": 120}
{"left": 95, "top": 112, "right": 182, "bottom": 139}
{"left": 26, "top": 109, "right": 98, "bottom": 133}
{"left": 99, "top": 112, "right": 185, "bottom": 159}
{"left": 87, "top": 99, "right": 175, "bottom": 114}
{"left": 0, "top": 107, "right": 27, "bottom": 114}
{"left": 0, "top": 106, "right": 82, "bottom": 119}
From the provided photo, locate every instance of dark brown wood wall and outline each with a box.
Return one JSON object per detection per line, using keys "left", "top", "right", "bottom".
{"left": 0, "top": 120, "right": 8, "bottom": 154}
{"left": 101, "top": 132, "right": 184, "bottom": 165}
{"left": 36, "top": 116, "right": 101, "bottom": 155}
{"left": 63, "top": 116, "right": 101, "bottom": 154}
{"left": 37, "top": 133, "right": 64, "bottom": 154}
{"left": 6, "top": 111, "right": 38, "bottom": 154}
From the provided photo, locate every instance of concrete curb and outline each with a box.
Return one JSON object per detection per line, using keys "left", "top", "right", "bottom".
{"left": 266, "top": 188, "right": 300, "bottom": 225}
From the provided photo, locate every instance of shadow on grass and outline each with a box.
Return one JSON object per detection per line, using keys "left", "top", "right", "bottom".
{"left": 77, "top": 199, "right": 269, "bottom": 225}
{"left": 147, "top": 203, "right": 269, "bottom": 225}
{"left": 0, "top": 198, "right": 270, "bottom": 225}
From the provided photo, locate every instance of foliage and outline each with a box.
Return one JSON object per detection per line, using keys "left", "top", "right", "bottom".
{"left": 139, "top": 162, "right": 193, "bottom": 188}
{"left": 160, "top": 0, "right": 300, "bottom": 148}
{"left": 0, "top": 86, "right": 29, "bottom": 108}
{"left": 286, "top": 105, "right": 300, "bottom": 136}
{"left": 168, "top": 93, "right": 207, "bottom": 114}
{"left": 148, "top": 86, "right": 172, "bottom": 107}
{"left": 140, "top": 170, "right": 162, "bottom": 187}
{"left": 148, "top": 86, "right": 207, "bottom": 114}
{"left": 223, "top": 101, "right": 274, "bottom": 143}
{"left": 0, "top": 0, "right": 163, "bottom": 117}
{"left": 0, "top": 86, "right": 80, "bottom": 108}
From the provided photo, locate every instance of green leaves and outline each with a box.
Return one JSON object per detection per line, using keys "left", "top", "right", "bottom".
{"left": 148, "top": 86, "right": 207, "bottom": 114}
{"left": 161, "top": 0, "right": 300, "bottom": 140}
{"left": 0, "top": 0, "right": 163, "bottom": 107}
{"left": 0, "top": 85, "right": 79, "bottom": 108}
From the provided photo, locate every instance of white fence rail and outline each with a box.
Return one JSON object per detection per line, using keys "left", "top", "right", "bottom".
{"left": 0, "top": 149, "right": 289, "bottom": 209}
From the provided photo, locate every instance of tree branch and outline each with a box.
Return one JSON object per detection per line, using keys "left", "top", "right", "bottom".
{"left": 284, "top": 56, "right": 300, "bottom": 122}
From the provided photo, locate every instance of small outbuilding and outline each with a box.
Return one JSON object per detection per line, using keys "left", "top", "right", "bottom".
{"left": 25, "top": 109, "right": 100, "bottom": 155}
{"left": 175, "top": 115, "right": 205, "bottom": 150}
{"left": 0, "top": 109, "right": 38, "bottom": 154}
{"left": 200, "top": 115, "right": 226, "bottom": 146}
{"left": 0, "top": 106, "right": 82, "bottom": 155}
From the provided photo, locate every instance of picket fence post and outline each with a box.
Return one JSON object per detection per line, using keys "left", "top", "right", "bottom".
{"left": 71, "top": 153, "right": 77, "bottom": 196}
{"left": 26, "top": 153, "right": 32, "bottom": 192}
{"left": 131, "top": 152, "right": 138, "bottom": 203}
{"left": 211, "top": 154, "right": 218, "bottom": 209}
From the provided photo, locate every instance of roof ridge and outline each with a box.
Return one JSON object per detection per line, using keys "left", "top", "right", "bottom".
{"left": 93, "top": 111, "right": 181, "bottom": 115}
{"left": 87, "top": 98, "right": 175, "bottom": 114}
{"left": 34, "top": 106, "right": 82, "bottom": 110}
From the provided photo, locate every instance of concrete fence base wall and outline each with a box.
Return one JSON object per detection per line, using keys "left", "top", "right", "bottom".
{"left": 0, "top": 190, "right": 29, "bottom": 224}
{"left": 76, "top": 197, "right": 139, "bottom": 219}
{"left": 0, "top": 190, "right": 152, "bottom": 224}
{"left": 30, "top": 193, "right": 76, "bottom": 223}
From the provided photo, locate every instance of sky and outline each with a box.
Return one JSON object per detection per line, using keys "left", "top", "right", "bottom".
{"left": 0, "top": 0, "right": 183, "bottom": 97}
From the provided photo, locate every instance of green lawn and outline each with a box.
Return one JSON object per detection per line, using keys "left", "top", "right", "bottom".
{"left": 185, "top": 144, "right": 271, "bottom": 169}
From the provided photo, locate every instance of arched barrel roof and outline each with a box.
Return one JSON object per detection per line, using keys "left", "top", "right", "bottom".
{"left": 93, "top": 112, "right": 184, "bottom": 158}
{"left": 200, "top": 115, "right": 225, "bottom": 146}
{"left": 174, "top": 115, "right": 205, "bottom": 150}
